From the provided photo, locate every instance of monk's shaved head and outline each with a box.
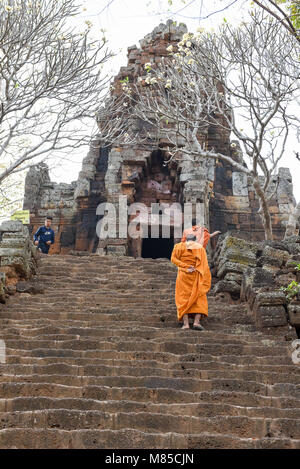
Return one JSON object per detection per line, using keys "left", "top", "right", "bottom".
{"left": 186, "top": 234, "right": 197, "bottom": 242}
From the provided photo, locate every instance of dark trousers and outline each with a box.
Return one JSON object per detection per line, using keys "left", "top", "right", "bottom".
{"left": 38, "top": 242, "right": 50, "bottom": 254}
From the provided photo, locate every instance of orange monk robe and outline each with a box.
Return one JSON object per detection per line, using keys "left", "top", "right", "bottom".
{"left": 171, "top": 242, "right": 212, "bottom": 321}
{"left": 181, "top": 226, "right": 210, "bottom": 248}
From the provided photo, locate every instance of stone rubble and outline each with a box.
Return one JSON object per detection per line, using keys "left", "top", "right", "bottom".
{"left": 213, "top": 233, "right": 300, "bottom": 333}
{"left": 0, "top": 220, "right": 38, "bottom": 303}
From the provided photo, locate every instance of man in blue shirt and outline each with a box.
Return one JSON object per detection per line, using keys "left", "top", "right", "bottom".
{"left": 33, "top": 216, "right": 55, "bottom": 254}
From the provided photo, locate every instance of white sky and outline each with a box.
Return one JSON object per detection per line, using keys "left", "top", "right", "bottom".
{"left": 49, "top": 0, "right": 300, "bottom": 202}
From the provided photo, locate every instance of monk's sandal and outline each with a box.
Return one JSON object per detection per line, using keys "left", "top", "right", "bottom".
{"left": 193, "top": 324, "right": 205, "bottom": 331}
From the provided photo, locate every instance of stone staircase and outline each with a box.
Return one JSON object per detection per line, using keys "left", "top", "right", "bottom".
{"left": 0, "top": 254, "right": 299, "bottom": 449}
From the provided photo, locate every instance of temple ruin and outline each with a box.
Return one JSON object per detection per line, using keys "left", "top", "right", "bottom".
{"left": 23, "top": 21, "right": 296, "bottom": 258}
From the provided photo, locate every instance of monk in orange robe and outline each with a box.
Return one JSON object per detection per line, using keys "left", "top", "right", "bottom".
{"left": 181, "top": 218, "right": 221, "bottom": 248}
{"left": 171, "top": 234, "right": 212, "bottom": 330}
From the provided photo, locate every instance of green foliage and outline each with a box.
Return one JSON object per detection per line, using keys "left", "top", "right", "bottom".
{"left": 275, "top": 0, "right": 300, "bottom": 29}
{"left": 290, "top": 1, "right": 300, "bottom": 29}
{"left": 280, "top": 280, "right": 300, "bottom": 301}
{"left": 280, "top": 262, "right": 300, "bottom": 301}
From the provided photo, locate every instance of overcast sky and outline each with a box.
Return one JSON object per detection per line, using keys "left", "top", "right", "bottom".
{"left": 49, "top": 0, "right": 300, "bottom": 202}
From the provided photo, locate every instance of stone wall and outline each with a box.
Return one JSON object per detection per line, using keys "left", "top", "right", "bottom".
{"left": 23, "top": 163, "right": 77, "bottom": 254}
{"left": 210, "top": 159, "right": 295, "bottom": 242}
{"left": 0, "top": 220, "right": 38, "bottom": 301}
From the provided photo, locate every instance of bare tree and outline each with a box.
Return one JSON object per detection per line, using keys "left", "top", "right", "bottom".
{"left": 252, "top": 0, "right": 300, "bottom": 42}
{"left": 148, "top": 0, "right": 299, "bottom": 42}
{"left": 120, "top": 10, "right": 299, "bottom": 240}
{"left": 95, "top": 81, "right": 145, "bottom": 147}
{"left": 0, "top": 0, "right": 113, "bottom": 186}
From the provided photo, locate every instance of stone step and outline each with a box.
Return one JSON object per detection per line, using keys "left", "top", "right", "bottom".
{"left": 0, "top": 316, "right": 259, "bottom": 329}
{"left": 0, "top": 310, "right": 249, "bottom": 323}
{"left": 37, "top": 267, "right": 178, "bottom": 275}
{"left": 0, "top": 253, "right": 298, "bottom": 449}
{"left": 4, "top": 297, "right": 176, "bottom": 305}
{"left": 1, "top": 338, "right": 290, "bottom": 357}
{"left": 0, "top": 313, "right": 177, "bottom": 323}
{"left": 37, "top": 262, "right": 175, "bottom": 268}
{"left": 4, "top": 349, "right": 294, "bottom": 366}
{"left": 2, "top": 397, "right": 300, "bottom": 420}
{"left": 0, "top": 324, "right": 260, "bottom": 338}
{"left": 37, "top": 285, "right": 176, "bottom": 292}
{"left": 1, "top": 335, "right": 284, "bottom": 350}
{"left": 1, "top": 374, "right": 299, "bottom": 398}
{"left": 1, "top": 363, "right": 300, "bottom": 385}
{"left": 3, "top": 355, "right": 299, "bottom": 375}
{"left": 1, "top": 408, "right": 300, "bottom": 440}
{"left": 38, "top": 257, "right": 174, "bottom": 264}
{"left": 1, "top": 427, "right": 299, "bottom": 449}
{"left": 0, "top": 328, "right": 284, "bottom": 345}
{"left": 0, "top": 317, "right": 252, "bottom": 331}
{"left": 1, "top": 383, "right": 300, "bottom": 408}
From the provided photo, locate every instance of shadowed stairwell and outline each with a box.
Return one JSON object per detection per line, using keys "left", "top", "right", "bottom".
{"left": 141, "top": 237, "right": 174, "bottom": 259}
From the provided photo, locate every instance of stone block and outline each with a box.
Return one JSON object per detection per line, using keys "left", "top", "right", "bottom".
{"left": 224, "top": 272, "right": 243, "bottom": 284}
{"left": 0, "top": 256, "right": 30, "bottom": 279}
{"left": 0, "top": 247, "right": 27, "bottom": 257}
{"left": 232, "top": 172, "right": 248, "bottom": 196}
{"left": 287, "top": 304, "right": 300, "bottom": 327}
{"left": 16, "top": 280, "right": 45, "bottom": 294}
{"left": 266, "top": 237, "right": 300, "bottom": 255}
{"left": 240, "top": 267, "right": 275, "bottom": 303}
{"left": 0, "top": 220, "right": 23, "bottom": 233}
{"left": 260, "top": 264, "right": 281, "bottom": 275}
{"left": 0, "top": 218, "right": 36, "bottom": 282}
{"left": 258, "top": 246, "right": 290, "bottom": 268}
{"left": 253, "top": 290, "right": 286, "bottom": 310}
{"left": 255, "top": 305, "right": 288, "bottom": 328}
{"left": 107, "top": 245, "right": 127, "bottom": 256}
{"left": 213, "top": 279, "right": 241, "bottom": 295}
{"left": 274, "top": 272, "right": 297, "bottom": 287}
{"left": 218, "top": 236, "right": 258, "bottom": 268}
{"left": 286, "top": 259, "right": 300, "bottom": 269}
{"left": 0, "top": 237, "right": 30, "bottom": 249}
{"left": 217, "top": 261, "right": 249, "bottom": 278}
{"left": 252, "top": 268, "right": 275, "bottom": 287}
{"left": 224, "top": 196, "right": 250, "bottom": 212}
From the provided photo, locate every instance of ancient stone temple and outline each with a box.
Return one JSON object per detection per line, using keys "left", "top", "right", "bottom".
{"left": 23, "top": 21, "right": 296, "bottom": 257}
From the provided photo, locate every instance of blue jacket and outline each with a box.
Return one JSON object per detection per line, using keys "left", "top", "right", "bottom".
{"left": 33, "top": 226, "right": 55, "bottom": 246}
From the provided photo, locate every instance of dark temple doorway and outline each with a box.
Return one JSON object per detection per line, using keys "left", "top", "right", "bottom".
{"left": 141, "top": 236, "right": 174, "bottom": 259}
